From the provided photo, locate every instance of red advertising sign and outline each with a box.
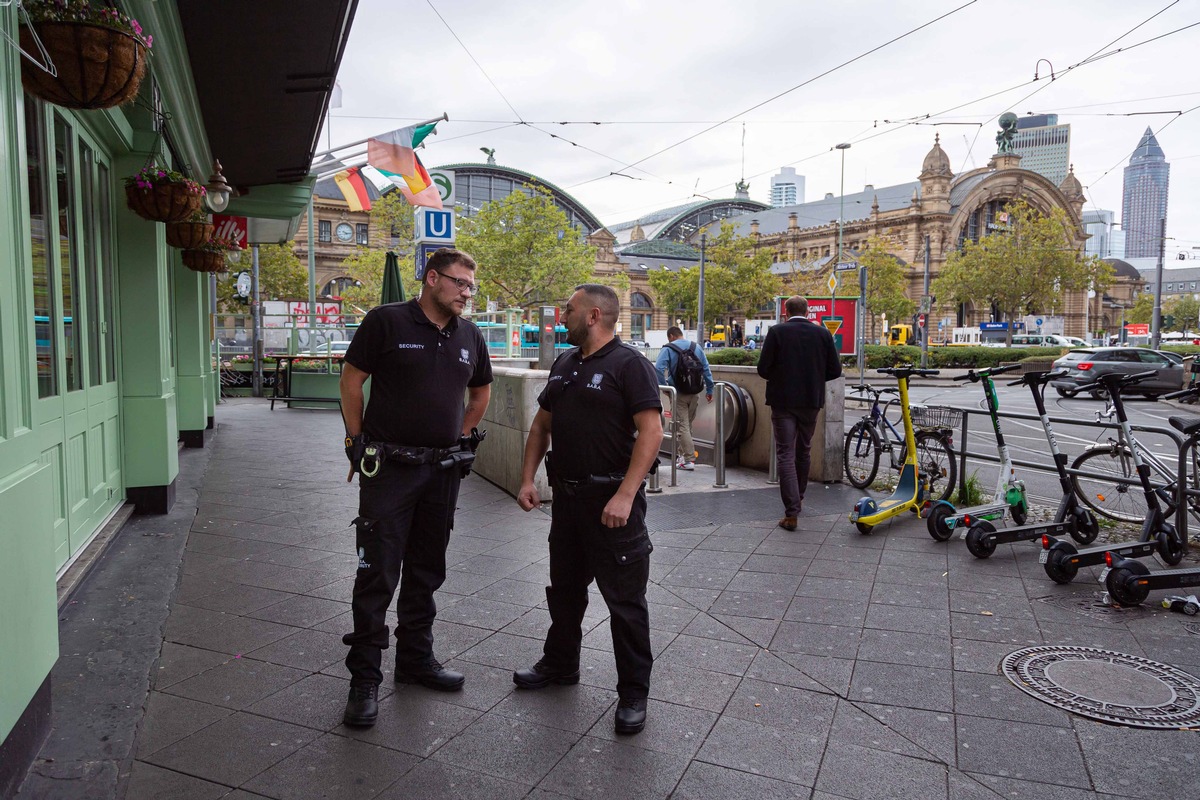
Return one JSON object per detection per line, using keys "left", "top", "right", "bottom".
{"left": 1124, "top": 323, "right": 1150, "bottom": 336}
{"left": 774, "top": 296, "right": 859, "bottom": 356}
{"left": 212, "top": 214, "right": 248, "bottom": 250}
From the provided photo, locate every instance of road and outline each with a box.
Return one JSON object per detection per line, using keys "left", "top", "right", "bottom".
{"left": 844, "top": 380, "right": 1195, "bottom": 511}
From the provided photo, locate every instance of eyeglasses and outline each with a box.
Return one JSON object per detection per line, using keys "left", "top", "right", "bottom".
{"left": 434, "top": 271, "right": 479, "bottom": 296}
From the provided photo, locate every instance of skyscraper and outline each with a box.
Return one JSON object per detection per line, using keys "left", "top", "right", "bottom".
{"left": 1122, "top": 127, "right": 1170, "bottom": 259}
{"left": 1012, "top": 114, "right": 1071, "bottom": 185}
{"left": 770, "top": 167, "right": 804, "bottom": 207}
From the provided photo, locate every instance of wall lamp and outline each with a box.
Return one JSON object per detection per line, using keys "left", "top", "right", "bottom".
{"left": 205, "top": 159, "right": 232, "bottom": 212}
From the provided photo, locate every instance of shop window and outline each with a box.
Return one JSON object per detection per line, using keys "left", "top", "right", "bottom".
{"left": 99, "top": 163, "right": 116, "bottom": 383}
{"left": 26, "top": 98, "right": 58, "bottom": 398}
{"left": 54, "top": 115, "right": 83, "bottom": 392}
{"left": 81, "top": 142, "right": 103, "bottom": 387}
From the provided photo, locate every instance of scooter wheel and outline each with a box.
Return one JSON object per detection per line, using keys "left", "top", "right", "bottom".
{"left": 855, "top": 521, "right": 874, "bottom": 535}
{"left": 1009, "top": 503, "right": 1028, "bottom": 526}
{"left": 1158, "top": 525, "right": 1186, "bottom": 566}
{"left": 965, "top": 521, "right": 997, "bottom": 559}
{"left": 1105, "top": 561, "right": 1151, "bottom": 607}
{"left": 1043, "top": 547, "right": 1078, "bottom": 584}
{"left": 927, "top": 503, "right": 955, "bottom": 542}
{"left": 1069, "top": 509, "right": 1100, "bottom": 545}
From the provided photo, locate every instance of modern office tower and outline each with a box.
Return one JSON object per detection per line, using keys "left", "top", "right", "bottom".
{"left": 770, "top": 167, "right": 804, "bottom": 207}
{"left": 1083, "top": 209, "right": 1118, "bottom": 259}
{"left": 1012, "top": 113, "right": 1071, "bottom": 185}
{"left": 1122, "top": 127, "right": 1170, "bottom": 259}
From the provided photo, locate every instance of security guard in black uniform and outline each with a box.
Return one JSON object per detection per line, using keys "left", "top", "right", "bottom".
{"left": 340, "top": 248, "right": 492, "bottom": 727}
{"left": 515, "top": 284, "right": 663, "bottom": 735}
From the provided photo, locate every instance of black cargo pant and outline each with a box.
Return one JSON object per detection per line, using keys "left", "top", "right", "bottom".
{"left": 343, "top": 461, "right": 460, "bottom": 687}
{"left": 541, "top": 486, "right": 653, "bottom": 699}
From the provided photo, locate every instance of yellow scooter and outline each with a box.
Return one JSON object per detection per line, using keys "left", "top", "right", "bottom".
{"left": 849, "top": 366, "right": 941, "bottom": 534}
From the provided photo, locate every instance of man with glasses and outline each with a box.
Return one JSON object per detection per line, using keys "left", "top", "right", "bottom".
{"left": 514, "top": 284, "right": 663, "bottom": 735}
{"left": 339, "top": 248, "right": 492, "bottom": 727}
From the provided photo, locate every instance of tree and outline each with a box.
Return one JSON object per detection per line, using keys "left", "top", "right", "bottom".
{"left": 216, "top": 243, "right": 308, "bottom": 312}
{"left": 856, "top": 235, "right": 916, "bottom": 342}
{"left": 931, "top": 199, "right": 1113, "bottom": 345}
{"left": 645, "top": 222, "right": 782, "bottom": 330}
{"left": 1125, "top": 292, "right": 1155, "bottom": 326}
{"left": 335, "top": 193, "right": 420, "bottom": 314}
{"left": 456, "top": 185, "right": 598, "bottom": 310}
{"left": 1168, "top": 295, "right": 1200, "bottom": 333}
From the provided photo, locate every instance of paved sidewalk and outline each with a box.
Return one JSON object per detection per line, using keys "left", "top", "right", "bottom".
{"left": 17, "top": 398, "right": 1200, "bottom": 799}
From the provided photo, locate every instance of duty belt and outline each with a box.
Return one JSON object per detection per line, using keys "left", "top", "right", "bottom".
{"left": 553, "top": 473, "right": 626, "bottom": 496}
{"left": 359, "top": 442, "right": 461, "bottom": 477}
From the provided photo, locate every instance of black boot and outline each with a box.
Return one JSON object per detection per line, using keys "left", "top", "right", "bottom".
{"left": 343, "top": 685, "right": 378, "bottom": 727}
{"left": 395, "top": 657, "right": 465, "bottom": 692}
{"left": 614, "top": 697, "right": 647, "bottom": 734}
{"left": 513, "top": 659, "right": 581, "bottom": 689}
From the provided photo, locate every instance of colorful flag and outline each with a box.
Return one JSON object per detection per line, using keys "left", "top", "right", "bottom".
{"left": 359, "top": 165, "right": 396, "bottom": 196}
{"left": 333, "top": 167, "right": 371, "bottom": 212}
{"left": 367, "top": 123, "right": 438, "bottom": 180}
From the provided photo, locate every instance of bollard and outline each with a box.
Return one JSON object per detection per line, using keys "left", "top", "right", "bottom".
{"left": 659, "top": 385, "right": 678, "bottom": 488}
{"left": 713, "top": 382, "right": 729, "bottom": 488}
{"left": 647, "top": 464, "right": 661, "bottom": 493}
{"left": 767, "top": 426, "right": 779, "bottom": 484}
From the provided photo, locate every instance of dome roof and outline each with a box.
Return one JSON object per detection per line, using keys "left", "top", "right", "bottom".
{"left": 1101, "top": 258, "right": 1141, "bottom": 279}
{"left": 1059, "top": 165, "right": 1083, "bottom": 199}
{"left": 921, "top": 134, "right": 952, "bottom": 177}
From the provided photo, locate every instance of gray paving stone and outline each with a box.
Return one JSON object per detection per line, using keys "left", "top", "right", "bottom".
{"left": 163, "top": 656, "right": 308, "bottom": 710}
{"left": 658, "top": 633, "right": 759, "bottom": 675}
{"left": 956, "top": 715, "right": 1091, "bottom": 789}
{"left": 1036, "top": 621, "right": 1146, "bottom": 653}
{"left": 869, "top": 580, "right": 949, "bottom": 609}
{"left": 879, "top": 547, "right": 950, "bottom": 569}
{"left": 430, "top": 714, "right": 577, "bottom": 784}
{"left": 952, "top": 671, "right": 1073, "bottom": 727}
{"left": 244, "top": 628, "right": 346, "bottom": 672}
{"left": 474, "top": 576, "right": 553, "bottom": 607}
{"left": 538, "top": 735, "right": 690, "bottom": 800}
{"left": 186, "top": 584, "right": 297, "bottom": 616}
{"left": 815, "top": 741, "right": 948, "bottom": 800}
{"left": 709, "top": 590, "right": 792, "bottom": 620}
{"left": 708, "top": 613, "right": 780, "bottom": 648}
{"left": 247, "top": 673, "right": 367, "bottom": 731}
{"left": 848, "top": 661, "right": 954, "bottom": 712}
{"left": 681, "top": 612, "right": 760, "bottom": 645}
{"left": 784, "top": 595, "right": 870, "bottom": 627}
{"left": 585, "top": 698, "right": 717, "bottom": 758}
{"left": 794, "top": 575, "right": 874, "bottom": 601}
{"left": 124, "top": 761, "right": 230, "bottom": 800}
{"left": 424, "top": 657, "right": 518, "bottom": 712}
{"left": 490, "top": 682, "right": 613, "bottom": 734}
{"left": 151, "top": 643, "right": 234, "bottom": 690}
{"left": 646, "top": 601, "right": 702, "bottom": 633}
{"left": 951, "top": 638, "right": 1018, "bottom": 674}
{"left": 374, "top": 760, "right": 530, "bottom": 800}
{"left": 864, "top": 602, "right": 952, "bottom": 637}
{"left": 723, "top": 678, "right": 838, "bottom": 734}
{"left": 134, "top": 692, "right": 233, "bottom": 758}
{"left": 241, "top": 732, "right": 418, "bottom": 799}
{"left": 337, "top": 688, "right": 482, "bottom": 757}
{"left": 1074, "top": 716, "right": 1200, "bottom": 798}
{"left": 437, "top": 596, "right": 527, "bottom": 630}
{"left": 774, "top": 652, "right": 856, "bottom": 695}
{"left": 950, "top": 611, "right": 1044, "bottom": 646}
{"left": 247, "top": 594, "right": 349, "bottom": 628}
{"left": 695, "top": 715, "right": 825, "bottom": 786}
{"left": 951, "top": 589, "right": 1038, "bottom": 620}
{"left": 855, "top": 701, "right": 959, "bottom": 765}
{"left": 670, "top": 761, "right": 809, "bottom": 799}
{"left": 770, "top": 620, "right": 861, "bottom": 660}
{"left": 827, "top": 699, "right": 933, "bottom": 760}
{"left": 875, "top": 564, "right": 951, "bottom": 588}
{"left": 963, "top": 773, "right": 1118, "bottom": 800}
{"left": 857, "top": 627, "right": 953, "bottom": 669}
{"left": 647, "top": 661, "right": 740, "bottom": 713}
{"left": 143, "top": 711, "right": 319, "bottom": 788}
{"left": 659, "top": 564, "right": 738, "bottom": 591}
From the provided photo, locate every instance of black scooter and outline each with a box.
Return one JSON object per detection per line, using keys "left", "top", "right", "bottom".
{"left": 1039, "top": 371, "right": 1186, "bottom": 583}
{"left": 1103, "top": 385, "right": 1200, "bottom": 606}
{"left": 960, "top": 369, "right": 1100, "bottom": 559}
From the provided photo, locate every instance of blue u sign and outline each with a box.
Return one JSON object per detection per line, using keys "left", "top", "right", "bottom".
{"left": 418, "top": 208, "right": 455, "bottom": 242}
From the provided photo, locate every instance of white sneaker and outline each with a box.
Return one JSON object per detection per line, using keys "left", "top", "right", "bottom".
{"left": 677, "top": 461, "right": 695, "bottom": 471}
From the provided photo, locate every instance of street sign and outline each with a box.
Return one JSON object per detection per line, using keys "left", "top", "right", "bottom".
{"left": 427, "top": 169, "right": 455, "bottom": 204}
{"left": 835, "top": 262, "right": 858, "bottom": 272}
{"left": 415, "top": 208, "right": 455, "bottom": 242}
{"left": 917, "top": 314, "right": 926, "bottom": 328}
{"left": 414, "top": 242, "right": 445, "bottom": 281}
{"left": 919, "top": 294, "right": 932, "bottom": 315}
{"left": 1035, "top": 317, "right": 1044, "bottom": 326}
{"left": 827, "top": 274, "right": 839, "bottom": 293}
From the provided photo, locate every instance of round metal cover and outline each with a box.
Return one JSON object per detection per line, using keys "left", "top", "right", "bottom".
{"left": 1001, "top": 646, "right": 1200, "bottom": 729}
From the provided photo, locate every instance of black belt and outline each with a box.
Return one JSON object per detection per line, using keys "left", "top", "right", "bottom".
{"left": 553, "top": 473, "right": 626, "bottom": 496}
{"left": 360, "top": 441, "right": 466, "bottom": 477}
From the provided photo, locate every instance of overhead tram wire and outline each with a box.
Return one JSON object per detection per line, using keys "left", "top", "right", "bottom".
{"left": 565, "top": 0, "right": 983, "bottom": 190}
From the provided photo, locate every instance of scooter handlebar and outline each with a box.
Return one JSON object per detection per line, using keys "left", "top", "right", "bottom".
{"left": 955, "top": 363, "right": 1020, "bottom": 382}
{"left": 1007, "top": 368, "right": 1068, "bottom": 386}
{"left": 1163, "top": 386, "right": 1200, "bottom": 400}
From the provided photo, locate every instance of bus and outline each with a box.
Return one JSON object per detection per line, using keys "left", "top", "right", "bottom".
{"left": 475, "top": 321, "right": 570, "bottom": 354}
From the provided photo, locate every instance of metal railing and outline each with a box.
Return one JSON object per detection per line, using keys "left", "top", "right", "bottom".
{"left": 648, "top": 386, "right": 678, "bottom": 493}
{"left": 713, "top": 381, "right": 733, "bottom": 488}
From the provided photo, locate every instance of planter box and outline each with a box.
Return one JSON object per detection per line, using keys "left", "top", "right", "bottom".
{"left": 288, "top": 371, "right": 341, "bottom": 409}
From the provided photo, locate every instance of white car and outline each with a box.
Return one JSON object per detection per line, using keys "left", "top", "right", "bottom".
{"left": 306, "top": 340, "right": 351, "bottom": 356}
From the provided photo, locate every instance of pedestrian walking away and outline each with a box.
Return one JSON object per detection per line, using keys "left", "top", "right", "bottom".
{"left": 655, "top": 326, "right": 714, "bottom": 470}
{"left": 515, "top": 284, "right": 663, "bottom": 735}
{"left": 338, "top": 248, "right": 493, "bottom": 727}
{"left": 756, "top": 296, "right": 842, "bottom": 531}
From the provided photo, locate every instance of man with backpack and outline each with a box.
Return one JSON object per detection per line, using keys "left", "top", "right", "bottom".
{"left": 655, "top": 327, "right": 714, "bottom": 470}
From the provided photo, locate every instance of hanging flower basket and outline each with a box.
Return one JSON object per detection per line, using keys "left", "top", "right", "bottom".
{"left": 124, "top": 166, "right": 206, "bottom": 223}
{"left": 166, "top": 213, "right": 214, "bottom": 249}
{"left": 18, "top": 20, "right": 150, "bottom": 110}
{"left": 181, "top": 249, "right": 227, "bottom": 274}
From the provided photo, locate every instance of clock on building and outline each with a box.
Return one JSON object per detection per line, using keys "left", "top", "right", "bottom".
{"left": 335, "top": 222, "right": 354, "bottom": 242}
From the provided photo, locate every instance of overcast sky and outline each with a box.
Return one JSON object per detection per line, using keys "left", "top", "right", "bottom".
{"left": 325, "top": 0, "right": 1200, "bottom": 260}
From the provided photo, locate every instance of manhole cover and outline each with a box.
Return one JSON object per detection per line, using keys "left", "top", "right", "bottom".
{"left": 1034, "top": 593, "right": 1141, "bottom": 623}
{"left": 1001, "top": 646, "right": 1200, "bottom": 729}
{"left": 1186, "top": 623, "right": 1200, "bottom": 637}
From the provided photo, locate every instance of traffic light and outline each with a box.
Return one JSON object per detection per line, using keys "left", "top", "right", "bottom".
{"left": 1164, "top": 314, "right": 1176, "bottom": 329}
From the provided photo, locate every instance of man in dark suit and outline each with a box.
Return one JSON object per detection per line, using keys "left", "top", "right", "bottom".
{"left": 756, "top": 296, "right": 842, "bottom": 530}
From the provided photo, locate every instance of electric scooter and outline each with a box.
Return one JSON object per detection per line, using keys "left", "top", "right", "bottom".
{"left": 1103, "top": 386, "right": 1200, "bottom": 606}
{"left": 850, "top": 366, "right": 940, "bottom": 534}
{"left": 926, "top": 364, "right": 1027, "bottom": 542}
{"left": 1037, "top": 371, "right": 1186, "bottom": 583}
{"left": 960, "top": 369, "right": 1101, "bottom": 559}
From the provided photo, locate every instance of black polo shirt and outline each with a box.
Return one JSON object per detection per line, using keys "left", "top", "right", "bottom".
{"left": 345, "top": 299, "right": 492, "bottom": 447}
{"left": 538, "top": 337, "right": 661, "bottom": 479}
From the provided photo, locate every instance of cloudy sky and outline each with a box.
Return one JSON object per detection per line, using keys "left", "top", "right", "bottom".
{"left": 325, "top": 0, "right": 1200, "bottom": 260}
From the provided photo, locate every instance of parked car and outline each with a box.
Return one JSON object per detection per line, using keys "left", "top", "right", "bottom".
{"left": 1050, "top": 347, "right": 1184, "bottom": 399}
{"left": 305, "top": 340, "right": 351, "bottom": 357}
{"left": 626, "top": 339, "right": 651, "bottom": 349}
{"left": 1011, "top": 333, "right": 1078, "bottom": 348}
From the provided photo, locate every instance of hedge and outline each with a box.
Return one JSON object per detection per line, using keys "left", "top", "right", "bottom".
{"left": 841, "top": 345, "right": 1069, "bottom": 370}
{"left": 705, "top": 347, "right": 760, "bottom": 366}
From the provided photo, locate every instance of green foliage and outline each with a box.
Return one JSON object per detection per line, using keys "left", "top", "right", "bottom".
{"left": 857, "top": 235, "right": 916, "bottom": 342}
{"left": 336, "top": 193, "right": 421, "bottom": 313}
{"left": 931, "top": 199, "right": 1113, "bottom": 345}
{"left": 704, "top": 347, "right": 760, "bottom": 366}
{"left": 1161, "top": 344, "right": 1200, "bottom": 355}
{"left": 646, "top": 221, "right": 782, "bottom": 327}
{"left": 843, "top": 345, "right": 1067, "bottom": 369}
{"left": 957, "top": 471, "right": 988, "bottom": 506}
{"left": 456, "top": 185, "right": 598, "bottom": 310}
{"left": 1125, "top": 292, "right": 1155, "bottom": 325}
{"left": 216, "top": 244, "right": 307, "bottom": 312}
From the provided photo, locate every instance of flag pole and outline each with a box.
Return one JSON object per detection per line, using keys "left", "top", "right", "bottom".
{"left": 311, "top": 113, "right": 448, "bottom": 160}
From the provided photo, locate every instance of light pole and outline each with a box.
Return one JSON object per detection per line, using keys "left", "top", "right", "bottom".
{"left": 835, "top": 143, "right": 855, "bottom": 376}
{"left": 697, "top": 233, "right": 707, "bottom": 345}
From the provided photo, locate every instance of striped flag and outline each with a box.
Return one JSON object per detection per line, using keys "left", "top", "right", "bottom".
{"left": 367, "top": 123, "right": 443, "bottom": 209}
{"left": 333, "top": 167, "right": 371, "bottom": 212}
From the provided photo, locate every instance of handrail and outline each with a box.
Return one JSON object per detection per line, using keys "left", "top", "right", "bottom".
{"left": 713, "top": 382, "right": 732, "bottom": 488}
{"left": 656, "top": 385, "right": 678, "bottom": 489}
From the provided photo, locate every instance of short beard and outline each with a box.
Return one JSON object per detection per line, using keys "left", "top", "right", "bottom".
{"left": 565, "top": 322, "right": 587, "bottom": 346}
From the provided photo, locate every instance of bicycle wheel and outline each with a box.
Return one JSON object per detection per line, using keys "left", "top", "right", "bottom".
{"left": 1070, "top": 445, "right": 1156, "bottom": 523}
{"left": 844, "top": 420, "right": 881, "bottom": 489}
{"left": 914, "top": 431, "right": 957, "bottom": 504}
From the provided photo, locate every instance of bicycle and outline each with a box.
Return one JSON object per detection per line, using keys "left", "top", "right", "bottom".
{"left": 844, "top": 383, "right": 958, "bottom": 504}
{"left": 1068, "top": 399, "right": 1200, "bottom": 526}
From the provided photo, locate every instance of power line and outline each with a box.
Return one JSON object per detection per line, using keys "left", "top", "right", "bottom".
{"left": 425, "top": 0, "right": 524, "bottom": 122}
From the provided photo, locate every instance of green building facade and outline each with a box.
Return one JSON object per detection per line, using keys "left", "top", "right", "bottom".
{"left": 0, "top": 2, "right": 356, "bottom": 790}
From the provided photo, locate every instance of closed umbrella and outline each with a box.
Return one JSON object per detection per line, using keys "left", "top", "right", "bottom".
{"left": 381, "top": 250, "right": 404, "bottom": 305}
